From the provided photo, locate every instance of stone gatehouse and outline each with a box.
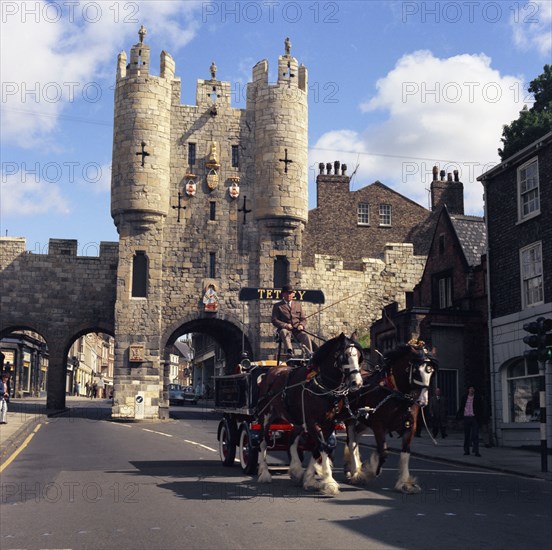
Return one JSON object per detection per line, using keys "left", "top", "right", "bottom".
{"left": 1, "top": 30, "right": 431, "bottom": 418}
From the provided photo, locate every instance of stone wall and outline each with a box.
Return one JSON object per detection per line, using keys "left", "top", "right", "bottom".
{"left": 0, "top": 237, "right": 118, "bottom": 409}
{"left": 302, "top": 243, "right": 426, "bottom": 341}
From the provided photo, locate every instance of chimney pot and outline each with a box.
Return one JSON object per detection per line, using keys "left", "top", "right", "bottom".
{"left": 326, "top": 162, "right": 332, "bottom": 175}
{"left": 342, "top": 164, "right": 347, "bottom": 175}
{"left": 334, "top": 161, "right": 340, "bottom": 175}
{"left": 447, "top": 172, "right": 453, "bottom": 181}
{"left": 453, "top": 169, "right": 459, "bottom": 182}
{"left": 440, "top": 170, "right": 446, "bottom": 181}
{"left": 318, "top": 162, "right": 325, "bottom": 175}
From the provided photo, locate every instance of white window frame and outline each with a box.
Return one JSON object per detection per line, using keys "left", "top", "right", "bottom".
{"left": 520, "top": 242, "right": 543, "bottom": 308}
{"left": 438, "top": 276, "right": 453, "bottom": 309}
{"left": 517, "top": 157, "right": 540, "bottom": 222}
{"left": 379, "top": 204, "right": 391, "bottom": 226}
{"left": 357, "top": 203, "right": 369, "bottom": 226}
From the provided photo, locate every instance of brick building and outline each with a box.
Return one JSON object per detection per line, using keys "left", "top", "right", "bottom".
{"left": 370, "top": 194, "right": 488, "bottom": 419}
{"left": 303, "top": 162, "right": 432, "bottom": 269}
{"left": 479, "top": 131, "right": 552, "bottom": 448}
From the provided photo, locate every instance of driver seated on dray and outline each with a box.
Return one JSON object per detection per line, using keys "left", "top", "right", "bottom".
{"left": 271, "top": 284, "right": 313, "bottom": 357}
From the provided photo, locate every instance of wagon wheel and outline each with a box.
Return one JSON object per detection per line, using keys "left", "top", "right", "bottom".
{"left": 218, "top": 418, "right": 237, "bottom": 467}
{"left": 238, "top": 424, "right": 258, "bottom": 475}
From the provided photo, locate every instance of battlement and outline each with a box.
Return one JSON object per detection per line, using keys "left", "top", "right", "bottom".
{"left": 251, "top": 56, "right": 308, "bottom": 92}
{"left": 116, "top": 26, "right": 175, "bottom": 82}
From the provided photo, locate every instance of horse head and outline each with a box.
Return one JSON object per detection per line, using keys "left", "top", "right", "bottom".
{"left": 312, "top": 333, "right": 363, "bottom": 392}
{"left": 383, "top": 340, "right": 438, "bottom": 406}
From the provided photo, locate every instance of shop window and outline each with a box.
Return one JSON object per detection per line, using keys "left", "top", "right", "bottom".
{"left": 505, "top": 358, "right": 542, "bottom": 422}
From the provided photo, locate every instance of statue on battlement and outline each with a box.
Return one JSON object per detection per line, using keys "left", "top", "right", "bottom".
{"left": 138, "top": 25, "right": 147, "bottom": 44}
{"left": 285, "top": 37, "right": 291, "bottom": 56}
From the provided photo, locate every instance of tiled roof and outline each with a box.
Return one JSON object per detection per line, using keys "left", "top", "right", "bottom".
{"left": 449, "top": 214, "right": 487, "bottom": 267}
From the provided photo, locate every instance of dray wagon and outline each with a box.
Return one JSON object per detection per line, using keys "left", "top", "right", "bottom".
{"left": 214, "top": 286, "right": 332, "bottom": 474}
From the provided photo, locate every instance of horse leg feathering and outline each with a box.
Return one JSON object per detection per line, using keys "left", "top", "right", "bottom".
{"left": 395, "top": 451, "right": 421, "bottom": 494}
{"left": 257, "top": 417, "right": 272, "bottom": 484}
{"left": 288, "top": 434, "right": 304, "bottom": 485}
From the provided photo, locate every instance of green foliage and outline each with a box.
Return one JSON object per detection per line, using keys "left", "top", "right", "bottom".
{"left": 355, "top": 333, "right": 371, "bottom": 349}
{"left": 499, "top": 65, "right": 552, "bottom": 160}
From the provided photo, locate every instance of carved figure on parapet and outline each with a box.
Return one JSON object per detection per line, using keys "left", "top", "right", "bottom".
{"left": 138, "top": 25, "right": 147, "bottom": 44}
{"left": 210, "top": 61, "right": 217, "bottom": 80}
{"left": 285, "top": 37, "right": 291, "bottom": 56}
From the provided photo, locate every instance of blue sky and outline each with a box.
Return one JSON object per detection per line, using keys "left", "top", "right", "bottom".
{"left": 1, "top": 0, "right": 550, "bottom": 254}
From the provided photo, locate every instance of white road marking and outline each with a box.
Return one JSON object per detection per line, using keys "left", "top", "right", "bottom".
{"left": 142, "top": 428, "right": 172, "bottom": 437}
{"left": 183, "top": 439, "right": 217, "bottom": 452}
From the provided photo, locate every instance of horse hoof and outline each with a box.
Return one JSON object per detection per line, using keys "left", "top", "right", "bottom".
{"left": 258, "top": 472, "right": 272, "bottom": 484}
{"left": 349, "top": 473, "right": 365, "bottom": 485}
{"left": 321, "top": 482, "right": 340, "bottom": 496}
{"left": 397, "top": 482, "right": 421, "bottom": 494}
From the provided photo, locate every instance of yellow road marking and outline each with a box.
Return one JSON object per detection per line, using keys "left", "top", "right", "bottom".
{"left": 0, "top": 424, "right": 42, "bottom": 473}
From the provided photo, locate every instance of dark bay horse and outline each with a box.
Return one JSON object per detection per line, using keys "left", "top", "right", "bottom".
{"left": 342, "top": 340, "right": 438, "bottom": 494}
{"left": 255, "top": 333, "right": 363, "bottom": 495}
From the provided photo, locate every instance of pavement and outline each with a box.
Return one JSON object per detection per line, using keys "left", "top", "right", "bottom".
{"left": 1, "top": 396, "right": 551, "bottom": 481}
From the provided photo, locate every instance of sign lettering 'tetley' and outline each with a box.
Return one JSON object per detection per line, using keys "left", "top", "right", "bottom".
{"left": 238, "top": 288, "right": 325, "bottom": 304}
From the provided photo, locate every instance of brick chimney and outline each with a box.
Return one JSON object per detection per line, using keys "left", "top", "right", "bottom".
{"left": 316, "top": 161, "right": 350, "bottom": 207}
{"left": 430, "top": 166, "right": 464, "bottom": 214}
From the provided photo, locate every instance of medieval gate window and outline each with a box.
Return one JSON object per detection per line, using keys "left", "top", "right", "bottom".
{"left": 209, "top": 252, "right": 216, "bottom": 278}
{"left": 274, "top": 256, "right": 289, "bottom": 288}
{"left": 209, "top": 201, "right": 216, "bottom": 221}
{"left": 132, "top": 251, "right": 148, "bottom": 298}
{"left": 231, "top": 145, "right": 239, "bottom": 167}
{"left": 188, "top": 143, "right": 196, "bottom": 166}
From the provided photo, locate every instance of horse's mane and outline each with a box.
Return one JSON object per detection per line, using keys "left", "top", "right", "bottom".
{"left": 382, "top": 342, "right": 439, "bottom": 368}
{"left": 383, "top": 344, "right": 413, "bottom": 363}
{"left": 312, "top": 333, "right": 344, "bottom": 363}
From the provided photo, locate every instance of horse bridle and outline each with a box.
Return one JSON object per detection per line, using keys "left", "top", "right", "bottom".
{"left": 309, "top": 341, "right": 362, "bottom": 395}
{"left": 332, "top": 342, "right": 362, "bottom": 390}
{"left": 408, "top": 354, "right": 436, "bottom": 388}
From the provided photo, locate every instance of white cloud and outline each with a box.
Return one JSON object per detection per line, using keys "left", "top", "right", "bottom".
{"left": 77, "top": 162, "right": 112, "bottom": 194}
{"left": 0, "top": 169, "right": 71, "bottom": 216}
{"left": 510, "top": 0, "right": 552, "bottom": 57}
{"left": 310, "top": 51, "right": 525, "bottom": 215}
{"left": 0, "top": 0, "right": 202, "bottom": 149}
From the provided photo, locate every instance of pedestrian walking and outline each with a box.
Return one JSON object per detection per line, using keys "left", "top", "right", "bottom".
{"left": 0, "top": 374, "right": 9, "bottom": 424}
{"left": 456, "top": 385, "right": 484, "bottom": 456}
{"left": 429, "top": 387, "right": 448, "bottom": 438}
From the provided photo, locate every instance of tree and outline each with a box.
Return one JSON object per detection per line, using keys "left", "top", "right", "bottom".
{"left": 499, "top": 65, "right": 552, "bottom": 160}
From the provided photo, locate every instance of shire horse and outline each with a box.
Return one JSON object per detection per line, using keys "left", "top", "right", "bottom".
{"left": 343, "top": 340, "right": 438, "bottom": 494}
{"left": 255, "top": 333, "right": 363, "bottom": 496}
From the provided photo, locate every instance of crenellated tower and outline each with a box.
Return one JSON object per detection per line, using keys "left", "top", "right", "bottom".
{"left": 246, "top": 38, "right": 309, "bottom": 356}
{"left": 110, "top": 30, "right": 310, "bottom": 418}
{"left": 111, "top": 25, "right": 175, "bottom": 230}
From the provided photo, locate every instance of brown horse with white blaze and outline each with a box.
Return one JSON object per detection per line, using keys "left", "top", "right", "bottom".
{"left": 343, "top": 341, "right": 438, "bottom": 494}
{"left": 255, "top": 333, "right": 363, "bottom": 496}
